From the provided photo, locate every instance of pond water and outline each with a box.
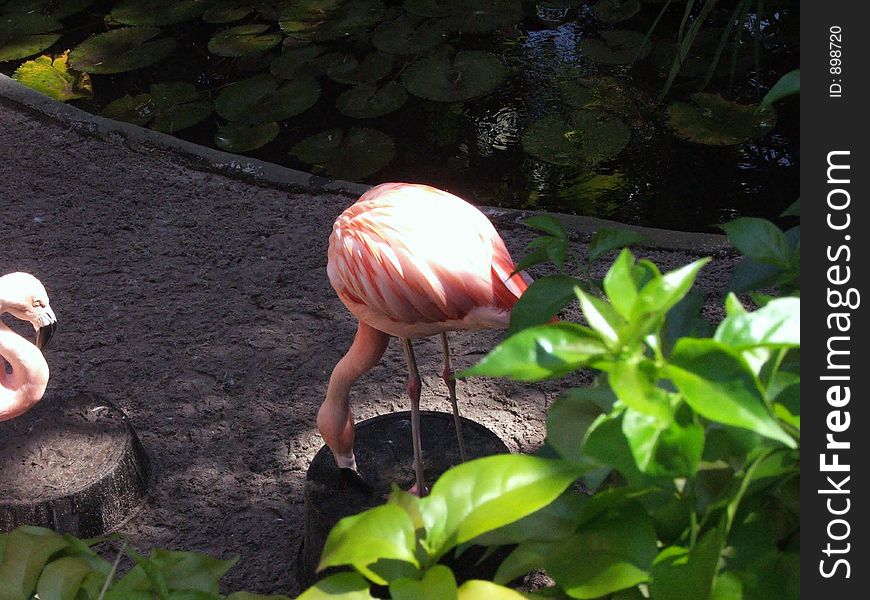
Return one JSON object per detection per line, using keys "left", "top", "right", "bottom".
{"left": 1, "top": 0, "right": 799, "bottom": 232}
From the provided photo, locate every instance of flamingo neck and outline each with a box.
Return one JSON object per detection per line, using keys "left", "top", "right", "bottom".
{"left": 0, "top": 320, "right": 49, "bottom": 422}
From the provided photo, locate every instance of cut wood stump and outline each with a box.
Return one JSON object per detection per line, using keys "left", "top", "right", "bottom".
{"left": 297, "top": 410, "right": 511, "bottom": 589}
{"left": 0, "top": 390, "right": 150, "bottom": 537}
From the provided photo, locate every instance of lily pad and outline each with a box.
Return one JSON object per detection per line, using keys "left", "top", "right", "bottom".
{"left": 0, "top": 33, "right": 60, "bottom": 62}
{"left": 403, "top": 49, "right": 506, "bottom": 102}
{"left": 336, "top": 81, "right": 408, "bottom": 118}
{"left": 522, "top": 110, "right": 631, "bottom": 166}
{"left": 371, "top": 14, "right": 448, "bottom": 55}
{"left": 111, "top": 0, "right": 208, "bottom": 26}
{"left": 11, "top": 52, "right": 92, "bottom": 101}
{"left": 202, "top": 1, "right": 256, "bottom": 23}
{"left": 579, "top": 29, "right": 650, "bottom": 65}
{"left": 102, "top": 82, "right": 212, "bottom": 133}
{"left": 69, "top": 27, "right": 176, "bottom": 74}
{"left": 310, "top": 1, "right": 386, "bottom": 41}
{"left": 327, "top": 51, "right": 393, "bottom": 84}
{"left": 0, "top": 3, "right": 59, "bottom": 37}
{"left": 207, "top": 24, "right": 282, "bottom": 57}
{"left": 215, "top": 73, "right": 320, "bottom": 124}
{"left": 560, "top": 77, "right": 652, "bottom": 120}
{"left": 667, "top": 93, "right": 777, "bottom": 145}
{"left": 592, "top": 0, "right": 641, "bottom": 24}
{"left": 214, "top": 121, "right": 280, "bottom": 152}
{"left": 270, "top": 44, "right": 332, "bottom": 78}
{"left": 438, "top": 0, "right": 524, "bottom": 33}
{"left": 291, "top": 127, "right": 395, "bottom": 180}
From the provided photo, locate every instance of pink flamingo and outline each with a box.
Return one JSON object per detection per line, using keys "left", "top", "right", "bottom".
{"left": 0, "top": 272, "right": 57, "bottom": 422}
{"left": 318, "top": 183, "right": 529, "bottom": 494}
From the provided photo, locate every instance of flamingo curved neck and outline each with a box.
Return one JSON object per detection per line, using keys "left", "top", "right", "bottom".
{"left": 0, "top": 321, "right": 49, "bottom": 422}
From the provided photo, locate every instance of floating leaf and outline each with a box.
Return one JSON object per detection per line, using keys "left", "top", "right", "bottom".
{"left": 760, "top": 69, "right": 799, "bottom": 107}
{"left": 0, "top": 4, "right": 59, "bottom": 37}
{"left": 667, "top": 93, "right": 777, "bottom": 145}
{"left": 592, "top": 0, "right": 641, "bottom": 24}
{"left": 311, "top": 1, "right": 386, "bottom": 41}
{"left": 336, "top": 81, "right": 408, "bottom": 118}
{"left": 327, "top": 51, "right": 393, "bottom": 84}
{"left": 522, "top": 111, "right": 630, "bottom": 167}
{"left": 560, "top": 77, "right": 651, "bottom": 120}
{"left": 207, "top": 24, "right": 282, "bottom": 57}
{"left": 202, "top": 1, "right": 256, "bottom": 23}
{"left": 69, "top": 27, "right": 176, "bottom": 74}
{"left": 403, "top": 48, "right": 506, "bottom": 102}
{"left": 291, "top": 127, "right": 395, "bottom": 180}
{"left": 103, "top": 82, "right": 212, "bottom": 133}
{"left": 371, "top": 14, "right": 448, "bottom": 55}
{"left": 214, "top": 122, "right": 280, "bottom": 152}
{"left": 215, "top": 73, "right": 320, "bottom": 124}
{"left": 111, "top": 0, "right": 208, "bottom": 26}
{"left": 0, "top": 33, "right": 60, "bottom": 62}
{"left": 579, "top": 30, "right": 650, "bottom": 65}
{"left": 12, "top": 52, "right": 92, "bottom": 101}
{"left": 438, "top": 0, "right": 524, "bottom": 34}
{"left": 270, "top": 44, "right": 340, "bottom": 78}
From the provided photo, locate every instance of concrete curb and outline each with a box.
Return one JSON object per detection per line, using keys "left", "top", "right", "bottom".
{"left": 1, "top": 74, "right": 729, "bottom": 254}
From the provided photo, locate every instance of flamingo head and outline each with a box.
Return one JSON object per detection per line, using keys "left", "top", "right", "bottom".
{"left": 0, "top": 272, "right": 58, "bottom": 350}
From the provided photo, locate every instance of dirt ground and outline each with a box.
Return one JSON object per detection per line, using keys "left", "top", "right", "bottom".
{"left": 0, "top": 98, "right": 737, "bottom": 595}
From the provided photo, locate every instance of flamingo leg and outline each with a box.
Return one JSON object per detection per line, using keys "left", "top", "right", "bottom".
{"left": 440, "top": 333, "right": 467, "bottom": 463}
{"left": 401, "top": 337, "right": 426, "bottom": 495}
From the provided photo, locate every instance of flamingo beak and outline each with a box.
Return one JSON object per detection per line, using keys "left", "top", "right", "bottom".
{"left": 35, "top": 307, "right": 57, "bottom": 350}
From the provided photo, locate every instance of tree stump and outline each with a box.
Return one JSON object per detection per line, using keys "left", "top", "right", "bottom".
{"left": 297, "top": 410, "right": 510, "bottom": 589}
{"left": 0, "top": 390, "right": 150, "bottom": 537}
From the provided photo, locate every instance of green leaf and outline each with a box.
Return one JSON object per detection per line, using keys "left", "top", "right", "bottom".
{"left": 35, "top": 555, "right": 94, "bottom": 600}
{"left": 420, "top": 455, "right": 584, "bottom": 560}
{"left": 0, "top": 526, "right": 70, "bottom": 600}
{"left": 649, "top": 524, "right": 726, "bottom": 600}
{"left": 661, "top": 291, "right": 712, "bottom": 355}
{"left": 588, "top": 229, "right": 647, "bottom": 264}
{"left": 472, "top": 491, "right": 589, "bottom": 546}
{"left": 575, "top": 288, "right": 621, "bottom": 345}
{"left": 593, "top": 0, "right": 641, "bottom": 24}
{"left": 111, "top": 0, "right": 208, "bottom": 26}
{"left": 148, "top": 549, "right": 238, "bottom": 593}
{"left": 720, "top": 218, "right": 793, "bottom": 269}
{"left": 622, "top": 404, "right": 704, "bottom": 477}
{"left": 522, "top": 111, "right": 630, "bottom": 167}
{"left": 327, "top": 52, "right": 393, "bottom": 85}
{"left": 390, "top": 565, "right": 457, "bottom": 600}
{"left": 297, "top": 572, "right": 375, "bottom": 599}
{"left": 336, "top": 82, "right": 408, "bottom": 119}
{"left": 69, "top": 27, "right": 176, "bottom": 74}
{"left": 607, "top": 358, "right": 671, "bottom": 420}
{"left": 457, "top": 580, "right": 528, "bottom": 599}
{"left": 523, "top": 215, "right": 567, "bottom": 239}
{"left": 215, "top": 73, "right": 320, "bottom": 124}
{"left": 371, "top": 14, "right": 447, "bottom": 55}
{"left": 780, "top": 198, "right": 800, "bottom": 217}
{"left": 579, "top": 30, "right": 650, "bottom": 65}
{"left": 667, "top": 94, "right": 776, "bottom": 145}
{"left": 760, "top": 69, "right": 799, "bottom": 108}
{"left": 207, "top": 24, "right": 282, "bottom": 57}
{"left": 667, "top": 339, "right": 795, "bottom": 447}
{"left": 715, "top": 297, "right": 800, "bottom": 350}
{"left": 542, "top": 507, "right": 658, "bottom": 598}
{"left": 632, "top": 258, "right": 710, "bottom": 321}
{"left": 214, "top": 122, "right": 280, "bottom": 153}
{"left": 318, "top": 505, "right": 418, "bottom": 585}
{"left": 291, "top": 127, "right": 395, "bottom": 180}
{"left": 12, "top": 52, "right": 92, "bottom": 101}
{"left": 403, "top": 48, "right": 507, "bottom": 102}
{"left": 226, "top": 593, "right": 293, "bottom": 600}
{"left": 509, "top": 275, "right": 580, "bottom": 333}
{"left": 547, "top": 387, "right": 614, "bottom": 463}
{"left": 0, "top": 33, "right": 60, "bottom": 61}
{"left": 460, "top": 323, "right": 610, "bottom": 381}
{"left": 438, "top": 0, "right": 524, "bottom": 34}
{"left": 583, "top": 412, "right": 648, "bottom": 485}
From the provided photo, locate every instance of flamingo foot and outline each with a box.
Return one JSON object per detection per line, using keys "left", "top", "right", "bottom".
{"left": 406, "top": 481, "right": 429, "bottom": 497}
{"left": 339, "top": 466, "right": 375, "bottom": 493}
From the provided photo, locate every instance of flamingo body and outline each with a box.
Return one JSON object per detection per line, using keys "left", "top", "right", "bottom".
{"left": 327, "top": 183, "right": 529, "bottom": 338}
{"left": 320, "top": 183, "right": 528, "bottom": 492}
{"left": 0, "top": 272, "right": 57, "bottom": 422}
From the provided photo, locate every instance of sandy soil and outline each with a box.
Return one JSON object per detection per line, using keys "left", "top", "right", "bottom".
{"left": 0, "top": 98, "right": 737, "bottom": 595}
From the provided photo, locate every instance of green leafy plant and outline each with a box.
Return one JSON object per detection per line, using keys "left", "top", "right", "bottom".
{"left": 296, "top": 217, "right": 799, "bottom": 598}
{"left": 0, "top": 525, "right": 288, "bottom": 600}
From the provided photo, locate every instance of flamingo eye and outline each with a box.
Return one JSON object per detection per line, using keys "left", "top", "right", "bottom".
{"left": 33, "top": 299, "right": 45, "bottom": 308}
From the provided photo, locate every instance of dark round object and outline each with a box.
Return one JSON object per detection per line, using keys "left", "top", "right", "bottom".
{"left": 0, "top": 391, "right": 150, "bottom": 537}
{"left": 298, "top": 410, "right": 510, "bottom": 588}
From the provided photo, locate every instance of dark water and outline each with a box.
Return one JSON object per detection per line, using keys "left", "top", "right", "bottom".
{"left": 3, "top": 1, "right": 799, "bottom": 233}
